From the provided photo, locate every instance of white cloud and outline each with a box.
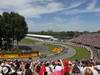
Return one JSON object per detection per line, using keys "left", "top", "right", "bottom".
{"left": 19, "top": 1, "right": 85, "bottom": 18}
{"left": 47, "top": 2, "right": 64, "bottom": 9}
{"left": 0, "top": 0, "right": 99, "bottom": 17}
{"left": 0, "top": 0, "right": 31, "bottom": 8}
{"left": 64, "top": 8, "right": 100, "bottom": 16}
{"left": 0, "top": 0, "right": 93, "bottom": 18}
{"left": 86, "top": 0, "right": 96, "bottom": 10}
{"left": 63, "top": 0, "right": 100, "bottom": 16}
{"left": 0, "top": 0, "right": 33, "bottom": 15}
{"left": 17, "top": 2, "right": 65, "bottom": 18}
{"left": 0, "top": 0, "right": 68, "bottom": 23}
{"left": 0, "top": 0, "right": 85, "bottom": 18}
{"left": 67, "top": 1, "right": 85, "bottom": 9}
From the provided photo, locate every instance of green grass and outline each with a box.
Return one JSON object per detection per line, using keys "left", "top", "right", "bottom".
{"left": 68, "top": 46, "right": 91, "bottom": 60}
{"left": 42, "top": 43, "right": 60, "bottom": 54}
{"left": 45, "top": 43, "right": 58, "bottom": 51}
{"left": 20, "top": 38, "right": 40, "bottom": 44}
{"left": 47, "top": 44, "right": 58, "bottom": 50}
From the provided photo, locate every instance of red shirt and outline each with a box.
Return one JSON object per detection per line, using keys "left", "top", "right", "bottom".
{"left": 39, "top": 64, "right": 46, "bottom": 75}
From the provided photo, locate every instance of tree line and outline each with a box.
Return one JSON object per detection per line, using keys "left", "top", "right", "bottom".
{"left": 0, "top": 12, "right": 28, "bottom": 50}
{"left": 29, "top": 31, "right": 82, "bottom": 39}
{"left": 29, "top": 30, "right": 100, "bottom": 39}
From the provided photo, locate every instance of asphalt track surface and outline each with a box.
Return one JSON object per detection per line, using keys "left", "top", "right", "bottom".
{"left": 19, "top": 37, "right": 76, "bottom": 61}
{"left": 31, "top": 43, "right": 76, "bottom": 61}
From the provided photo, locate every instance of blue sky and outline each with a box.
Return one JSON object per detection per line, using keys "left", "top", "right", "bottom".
{"left": 0, "top": 0, "right": 100, "bottom": 32}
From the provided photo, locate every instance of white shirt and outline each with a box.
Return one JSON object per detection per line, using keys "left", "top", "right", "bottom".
{"left": 46, "top": 67, "right": 51, "bottom": 75}
{"left": 54, "top": 65, "right": 62, "bottom": 72}
{"left": 95, "top": 65, "right": 100, "bottom": 70}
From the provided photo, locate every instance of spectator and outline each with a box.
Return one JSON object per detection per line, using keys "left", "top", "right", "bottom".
{"left": 2, "top": 66, "right": 11, "bottom": 75}
{"left": 0, "top": 66, "right": 2, "bottom": 75}
{"left": 24, "top": 63, "right": 32, "bottom": 75}
{"left": 81, "top": 60, "right": 99, "bottom": 75}
{"left": 84, "top": 68, "right": 93, "bottom": 75}
{"left": 63, "top": 59, "right": 71, "bottom": 75}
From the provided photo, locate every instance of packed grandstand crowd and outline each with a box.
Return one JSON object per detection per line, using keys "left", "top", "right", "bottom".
{"left": 71, "top": 33, "right": 100, "bottom": 48}
{"left": 0, "top": 59, "right": 100, "bottom": 75}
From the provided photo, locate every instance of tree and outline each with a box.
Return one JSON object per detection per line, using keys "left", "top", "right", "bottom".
{"left": 0, "top": 12, "right": 28, "bottom": 50}
{"left": 10, "top": 12, "right": 28, "bottom": 44}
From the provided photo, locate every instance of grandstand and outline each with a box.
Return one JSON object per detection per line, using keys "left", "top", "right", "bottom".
{"left": 71, "top": 33, "right": 100, "bottom": 59}
{"left": 26, "top": 34, "right": 58, "bottom": 41}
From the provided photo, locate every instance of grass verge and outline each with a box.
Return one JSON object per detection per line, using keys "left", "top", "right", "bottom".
{"left": 20, "top": 38, "right": 40, "bottom": 44}
{"left": 68, "top": 46, "right": 91, "bottom": 60}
